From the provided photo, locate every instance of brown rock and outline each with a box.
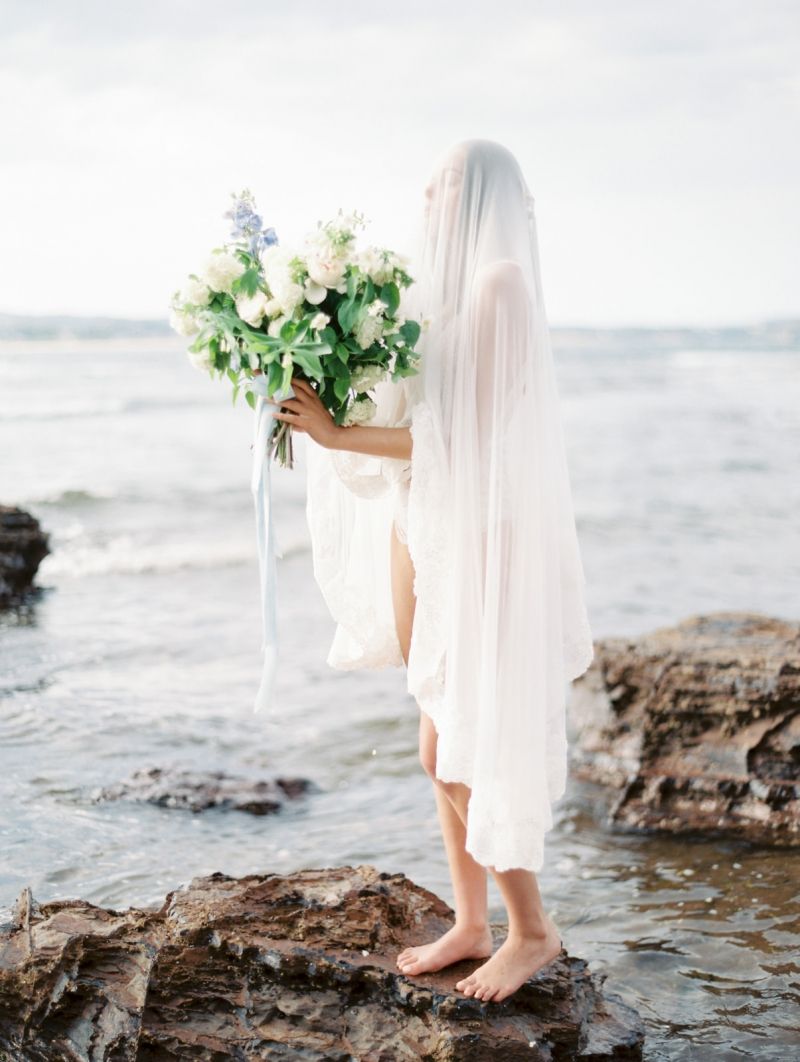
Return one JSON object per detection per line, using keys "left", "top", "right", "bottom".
{"left": 569, "top": 611, "right": 800, "bottom": 844}
{"left": 95, "top": 767, "right": 317, "bottom": 815}
{"left": 0, "top": 865, "right": 644, "bottom": 1060}
{"left": 0, "top": 504, "right": 50, "bottom": 608}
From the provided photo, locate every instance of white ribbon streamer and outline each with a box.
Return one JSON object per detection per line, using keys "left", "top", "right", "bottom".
{"left": 245, "top": 374, "right": 295, "bottom": 715}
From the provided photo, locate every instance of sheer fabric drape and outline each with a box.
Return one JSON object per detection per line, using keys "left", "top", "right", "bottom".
{"left": 305, "top": 138, "right": 593, "bottom": 871}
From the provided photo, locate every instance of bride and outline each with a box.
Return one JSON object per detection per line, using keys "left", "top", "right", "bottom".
{"left": 266, "top": 137, "right": 594, "bottom": 1003}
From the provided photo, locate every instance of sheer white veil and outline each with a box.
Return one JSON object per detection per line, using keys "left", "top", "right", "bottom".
{"left": 305, "top": 137, "right": 594, "bottom": 872}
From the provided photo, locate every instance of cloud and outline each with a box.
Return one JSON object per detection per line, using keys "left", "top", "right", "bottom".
{"left": 0, "top": 0, "right": 797, "bottom": 324}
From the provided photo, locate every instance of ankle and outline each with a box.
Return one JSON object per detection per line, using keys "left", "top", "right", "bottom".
{"left": 453, "top": 917, "right": 491, "bottom": 935}
{"left": 506, "top": 919, "right": 552, "bottom": 944}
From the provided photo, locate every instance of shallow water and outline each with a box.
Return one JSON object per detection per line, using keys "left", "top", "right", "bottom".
{"left": 1, "top": 336, "right": 798, "bottom": 1059}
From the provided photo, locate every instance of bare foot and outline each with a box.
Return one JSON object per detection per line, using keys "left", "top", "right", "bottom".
{"left": 395, "top": 923, "right": 494, "bottom": 976}
{"left": 454, "top": 916, "right": 562, "bottom": 1003}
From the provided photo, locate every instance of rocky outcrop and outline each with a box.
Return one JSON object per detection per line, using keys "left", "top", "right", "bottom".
{"left": 95, "top": 766, "right": 316, "bottom": 815}
{"left": 0, "top": 864, "right": 645, "bottom": 1061}
{"left": 0, "top": 505, "right": 49, "bottom": 608}
{"left": 569, "top": 611, "right": 799, "bottom": 844}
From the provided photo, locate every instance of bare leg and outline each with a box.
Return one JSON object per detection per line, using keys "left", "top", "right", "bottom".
{"left": 389, "top": 522, "right": 493, "bottom": 974}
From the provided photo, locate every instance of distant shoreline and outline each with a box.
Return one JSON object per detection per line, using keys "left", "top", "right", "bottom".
{"left": 0, "top": 312, "right": 798, "bottom": 351}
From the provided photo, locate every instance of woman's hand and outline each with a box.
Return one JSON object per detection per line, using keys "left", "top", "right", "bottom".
{"left": 265, "top": 376, "right": 342, "bottom": 450}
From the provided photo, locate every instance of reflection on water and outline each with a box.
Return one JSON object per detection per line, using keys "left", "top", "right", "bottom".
{"left": 1, "top": 338, "right": 799, "bottom": 1060}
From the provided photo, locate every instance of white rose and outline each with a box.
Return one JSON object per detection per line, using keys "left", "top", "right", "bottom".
{"left": 310, "top": 312, "right": 330, "bottom": 331}
{"left": 355, "top": 313, "right": 384, "bottom": 350}
{"left": 202, "top": 251, "right": 245, "bottom": 294}
{"left": 350, "top": 363, "right": 385, "bottom": 393}
{"left": 170, "top": 308, "right": 201, "bottom": 336}
{"left": 264, "top": 297, "right": 282, "bottom": 316}
{"left": 186, "top": 346, "right": 213, "bottom": 372}
{"left": 181, "top": 276, "right": 212, "bottom": 307}
{"left": 342, "top": 396, "right": 377, "bottom": 426}
{"left": 304, "top": 279, "right": 327, "bottom": 305}
{"left": 235, "top": 290, "right": 269, "bottom": 327}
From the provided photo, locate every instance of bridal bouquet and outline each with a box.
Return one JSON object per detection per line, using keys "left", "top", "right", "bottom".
{"left": 170, "top": 191, "right": 422, "bottom": 467}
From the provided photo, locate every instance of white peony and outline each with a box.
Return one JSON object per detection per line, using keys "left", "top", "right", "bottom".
{"left": 181, "top": 276, "right": 212, "bottom": 307}
{"left": 170, "top": 308, "right": 201, "bottom": 336}
{"left": 186, "top": 346, "right": 213, "bottom": 373}
{"left": 350, "top": 363, "right": 386, "bottom": 393}
{"left": 304, "top": 279, "right": 327, "bottom": 305}
{"left": 305, "top": 242, "right": 348, "bottom": 288}
{"left": 235, "top": 290, "right": 269, "bottom": 327}
{"left": 342, "top": 396, "right": 377, "bottom": 426}
{"left": 310, "top": 311, "right": 330, "bottom": 331}
{"left": 355, "top": 312, "right": 384, "bottom": 350}
{"left": 202, "top": 251, "right": 245, "bottom": 294}
{"left": 264, "top": 297, "right": 283, "bottom": 316}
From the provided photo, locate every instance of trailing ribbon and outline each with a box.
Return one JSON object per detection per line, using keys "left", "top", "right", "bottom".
{"left": 245, "top": 374, "right": 296, "bottom": 715}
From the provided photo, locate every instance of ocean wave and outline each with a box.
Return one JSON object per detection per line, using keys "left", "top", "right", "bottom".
{"left": 0, "top": 394, "right": 216, "bottom": 423}
{"left": 39, "top": 533, "right": 310, "bottom": 579}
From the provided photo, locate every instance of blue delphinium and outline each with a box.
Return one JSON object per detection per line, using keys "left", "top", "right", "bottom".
{"left": 225, "top": 189, "right": 279, "bottom": 255}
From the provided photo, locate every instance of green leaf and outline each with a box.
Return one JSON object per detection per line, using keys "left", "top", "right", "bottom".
{"left": 245, "top": 389, "right": 257, "bottom": 411}
{"left": 380, "top": 282, "right": 400, "bottom": 316}
{"left": 291, "top": 348, "right": 323, "bottom": 381}
{"left": 335, "top": 342, "right": 349, "bottom": 365}
{"left": 400, "top": 319, "right": 421, "bottom": 347}
{"left": 346, "top": 270, "right": 357, "bottom": 299}
{"left": 333, "top": 374, "right": 351, "bottom": 402}
{"left": 226, "top": 366, "right": 238, "bottom": 384}
{"left": 280, "top": 319, "right": 296, "bottom": 342}
{"left": 233, "top": 268, "right": 261, "bottom": 298}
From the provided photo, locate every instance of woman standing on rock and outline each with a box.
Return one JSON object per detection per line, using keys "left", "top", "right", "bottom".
{"left": 267, "top": 138, "right": 594, "bottom": 1003}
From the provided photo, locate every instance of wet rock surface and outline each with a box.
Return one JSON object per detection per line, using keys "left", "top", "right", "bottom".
{"left": 95, "top": 766, "right": 316, "bottom": 815}
{"left": 0, "top": 864, "right": 644, "bottom": 1061}
{"left": 0, "top": 505, "right": 49, "bottom": 609}
{"left": 569, "top": 611, "right": 799, "bottom": 845}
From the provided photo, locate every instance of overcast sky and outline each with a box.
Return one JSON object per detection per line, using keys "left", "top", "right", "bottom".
{"left": 1, "top": 0, "right": 798, "bottom": 326}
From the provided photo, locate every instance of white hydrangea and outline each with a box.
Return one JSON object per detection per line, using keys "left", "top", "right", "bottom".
{"left": 342, "top": 396, "right": 377, "bottom": 426}
{"left": 202, "top": 251, "right": 245, "bottom": 294}
{"left": 169, "top": 308, "right": 201, "bottom": 336}
{"left": 235, "top": 290, "right": 269, "bottom": 327}
{"left": 310, "top": 311, "right": 330, "bottom": 331}
{"left": 357, "top": 246, "right": 399, "bottom": 287}
{"left": 270, "top": 278, "right": 304, "bottom": 315}
{"left": 350, "top": 363, "right": 386, "bottom": 393}
{"left": 181, "top": 276, "right": 212, "bottom": 307}
{"left": 355, "top": 312, "right": 384, "bottom": 350}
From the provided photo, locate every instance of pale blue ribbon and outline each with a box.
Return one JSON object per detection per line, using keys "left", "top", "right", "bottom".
{"left": 245, "top": 374, "right": 296, "bottom": 715}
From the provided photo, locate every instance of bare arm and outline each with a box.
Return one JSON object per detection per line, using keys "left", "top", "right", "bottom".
{"left": 263, "top": 375, "right": 412, "bottom": 460}
{"left": 331, "top": 423, "right": 412, "bottom": 460}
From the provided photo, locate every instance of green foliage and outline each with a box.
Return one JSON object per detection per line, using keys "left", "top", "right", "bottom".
{"left": 380, "top": 282, "right": 400, "bottom": 316}
{"left": 232, "top": 268, "right": 261, "bottom": 298}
